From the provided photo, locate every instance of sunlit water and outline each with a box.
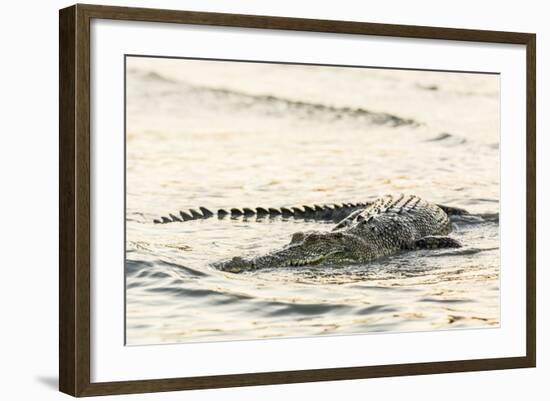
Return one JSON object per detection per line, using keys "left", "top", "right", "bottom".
{"left": 125, "top": 58, "right": 500, "bottom": 345}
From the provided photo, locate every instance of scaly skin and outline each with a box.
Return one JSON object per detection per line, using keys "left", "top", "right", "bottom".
{"left": 154, "top": 203, "right": 369, "bottom": 224}
{"left": 153, "top": 200, "right": 468, "bottom": 224}
{"left": 214, "top": 194, "right": 462, "bottom": 273}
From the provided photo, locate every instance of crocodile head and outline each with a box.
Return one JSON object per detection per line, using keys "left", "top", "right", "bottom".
{"left": 217, "top": 231, "right": 368, "bottom": 273}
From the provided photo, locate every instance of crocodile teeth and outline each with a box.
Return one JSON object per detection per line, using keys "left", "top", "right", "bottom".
{"left": 309, "top": 255, "right": 325, "bottom": 265}
{"left": 289, "top": 255, "right": 326, "bottom": 267}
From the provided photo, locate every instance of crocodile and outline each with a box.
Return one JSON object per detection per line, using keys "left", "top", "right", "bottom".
{"left": 213, "top": 194, "right": 464, "bottom": 273}
{"left": 153, "top": 199, "right": 468, "bottom": 225}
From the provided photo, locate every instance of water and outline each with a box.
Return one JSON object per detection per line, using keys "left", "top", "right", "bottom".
{"left": 125, "top": 57, "right": 500, "bottom": 345}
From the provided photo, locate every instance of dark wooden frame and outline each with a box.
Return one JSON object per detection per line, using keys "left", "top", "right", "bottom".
{"left": 59, "top": 3, "right": 536, "bottom": 397}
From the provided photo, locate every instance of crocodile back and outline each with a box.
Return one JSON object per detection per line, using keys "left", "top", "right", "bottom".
{"left": 334, "top": 194, "right": 452, "bottom": 257}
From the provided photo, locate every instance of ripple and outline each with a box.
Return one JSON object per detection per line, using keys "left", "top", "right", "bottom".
{"left": 265, "top": 302, "right": 352, "bottom": 317}
{"left": 426, "top": 132, "right": 467, "bottom": 145}
{"left": 125, "top": 62, "right": 500, "bottom": 345}
{"left": 419, "top": 297, "right": 472, "bottom": 304}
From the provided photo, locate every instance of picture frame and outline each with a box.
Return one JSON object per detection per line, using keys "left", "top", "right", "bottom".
{"left": 59, "top": 3, "right": 536, "bottom": 397}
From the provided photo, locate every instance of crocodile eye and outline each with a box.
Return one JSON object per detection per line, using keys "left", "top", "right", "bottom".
{"left": 290, "top": 232, "right": 305, "bottom": 244}
{"left": 305, "top": 233, "right": 320, "bottom": 242}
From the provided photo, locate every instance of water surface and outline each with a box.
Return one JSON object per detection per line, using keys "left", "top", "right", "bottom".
{"left": 125, "top": 58, "right": 500, "bottom": 345}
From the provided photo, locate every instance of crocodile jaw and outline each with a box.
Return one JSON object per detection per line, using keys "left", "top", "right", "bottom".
{"left": 217, "top": 250, "right": 339, "bottom": 273}
{"left": 258, "top": 239, "right": 350, "bottom": 269}
{"left": 216, "top": 232, "right": 364, "bottom": 272}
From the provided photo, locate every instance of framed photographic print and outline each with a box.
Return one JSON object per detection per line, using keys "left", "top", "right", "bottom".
{"left": 59, "top": 4, "right": 536, "bottom": 397}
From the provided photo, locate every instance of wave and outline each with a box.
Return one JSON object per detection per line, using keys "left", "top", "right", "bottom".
{"left": 126, "top": 257, "right": 209, "bottom": 279}
{"left": 425, "top": 132, "right": 467, "bottom": 145}
{"left": 131, "top": 69, "right": 420, "bottom": 127}
{"left": 425, "top": 246, "right": 499, "bottom": 258}
{"left": 450, "top": 212, "right": 499, "bottom": 225}
{"left": 191, "top": 85, "right": 418, "bottom": 127}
